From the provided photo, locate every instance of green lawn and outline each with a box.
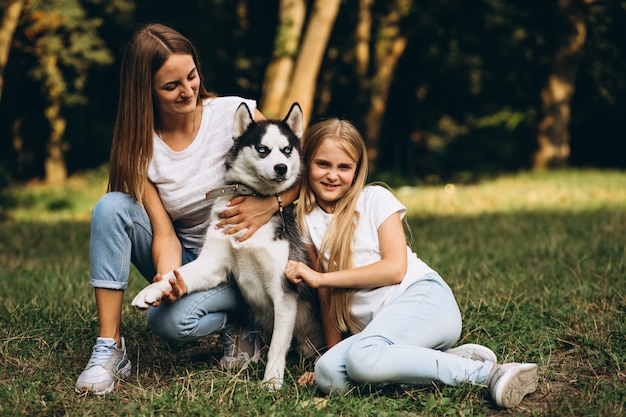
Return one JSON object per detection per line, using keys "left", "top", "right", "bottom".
{"left": 1, "top": 168, "right": 624, "bottom": 416}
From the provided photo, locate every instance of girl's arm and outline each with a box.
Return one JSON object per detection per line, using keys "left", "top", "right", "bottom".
{"left": 318, "top": 287, "right": 342, "bottom": 348}
{"left": 296, "top": 244, "right": 341, "bottom": 387}
{"left": 305, "top": 244, "right": 342, "bottom": 349}
{"left": 285, "top": 212, "right": 408, "bottom": 290}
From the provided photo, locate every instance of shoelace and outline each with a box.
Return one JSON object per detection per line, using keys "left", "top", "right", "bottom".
{"left": 85, "top": 340, "right": 118, "bottom": 369}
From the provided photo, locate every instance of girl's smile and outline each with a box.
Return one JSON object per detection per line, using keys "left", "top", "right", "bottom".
{"left": 308, "top": 139, "right": 357, "bottom": 213}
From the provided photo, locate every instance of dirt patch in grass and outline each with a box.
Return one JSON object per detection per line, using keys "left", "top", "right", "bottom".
{"left": 488, "top": 349, "right": 625, "bottom": 416}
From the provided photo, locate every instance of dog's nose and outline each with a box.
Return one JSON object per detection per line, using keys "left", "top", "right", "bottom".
{"left": 274, "top": 164, "right": 288, "bottom": 176}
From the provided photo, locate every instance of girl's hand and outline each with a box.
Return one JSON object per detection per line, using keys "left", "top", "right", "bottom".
{"left": 298, "top": 371, "right": 316, "bottom": 386}
{"left": 151, "top": 269, "right": 187, "bottom": 306}
{"left": 285, "top": 260, "right": 323, "bottom": 288}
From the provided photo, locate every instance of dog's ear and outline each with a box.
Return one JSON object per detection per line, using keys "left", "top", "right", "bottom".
{"left": 233, "top": 103, "right": 255, "bottom": 139}
{"left": 283, "top": 102, "right": 303, "bottom": 139}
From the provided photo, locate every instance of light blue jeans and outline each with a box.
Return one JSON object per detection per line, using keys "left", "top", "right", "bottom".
{"left": 89, "top": 192, "right": 245, "bottom": 342}
{"left": 315, "top": 274, "right": 493, "bottom": 393}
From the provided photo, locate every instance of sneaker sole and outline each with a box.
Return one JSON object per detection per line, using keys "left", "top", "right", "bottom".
{"left": 493, "top": 363, "right": 538, "bottom": 408}
{"left": 75, "top": 361, "right": 132, "bottom": 395}
{"left": 219, "top": 353, "right": 252, "bottom": 372}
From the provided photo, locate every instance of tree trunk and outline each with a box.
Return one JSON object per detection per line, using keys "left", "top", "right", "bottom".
{"left": 363, "top": 0, "right": 412, "bottom": 170}
{"left": 284, "top": 0, "right": 341, "bottom": 126}
{"left": 355, "top": 0, "right": 374, "bottom": 78}
{"left": 0, "top": 0, "right": 25, "bottom": 102}
{"left": 42, "top": 54, "right": 67, "bottom": 185}
{"left": 533, "top": 0, "right": 588, "bottom": 169}
{"left": 261, "top": 0, "right": 306, "bottom": 119}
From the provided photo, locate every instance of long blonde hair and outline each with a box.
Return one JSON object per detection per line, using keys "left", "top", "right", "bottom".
{"left": 297, "top": 118, "right": 369, "bottom": 334}
{"left": 108, "top": 23, "right": 215, "bottom": 202}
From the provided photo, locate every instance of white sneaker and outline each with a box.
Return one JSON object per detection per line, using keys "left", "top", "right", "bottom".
{"left": 446, "top": 343, "right": 498, "bottom": 363}
{"left": 75, "top": 337, "right": 132, "bottom": 395}
{"left": 219, "top": 326, "right": 262, "bottom": 371}
{"left": 488, "top": 362, "right": 538, "bottom": 408}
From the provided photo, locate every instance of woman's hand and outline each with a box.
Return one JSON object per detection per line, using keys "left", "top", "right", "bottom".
{"left": 217, "top": 195, "right": 275, "bottom": 242}
{"left": 151, "top": 269, "right": 187, "bottom": 306}
{"left": 284, "top": 260, "right": 324, "bottom": 288}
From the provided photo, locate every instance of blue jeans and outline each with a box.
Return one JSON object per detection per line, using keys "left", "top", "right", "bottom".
{"left": 314, "top": 274, "right": 493, "bottom": 393}
{"left": 89, "top": 192, "right": 245, "bottom": 342}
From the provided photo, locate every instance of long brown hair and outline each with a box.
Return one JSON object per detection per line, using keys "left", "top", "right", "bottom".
{"left": 108, "top": 23, "right": 215, "bottom": 202}
{"left": 297, "top": 118, "right": 368, "bottom": 334}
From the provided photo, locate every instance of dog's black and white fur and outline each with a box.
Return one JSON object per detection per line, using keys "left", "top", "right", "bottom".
{"left": 132, "top": 102, "right": 324, "bottom": 390}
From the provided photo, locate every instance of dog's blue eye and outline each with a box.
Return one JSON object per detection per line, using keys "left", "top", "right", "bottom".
{"left": 282, "top": 147, "right": 292, "bottom": 156}
{"left": 256, "top": 145, "right": 269, "bottom": 157}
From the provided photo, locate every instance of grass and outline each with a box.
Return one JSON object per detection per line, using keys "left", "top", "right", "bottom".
{"left": 1, "top": 167, "right": 625, "bottom": 416}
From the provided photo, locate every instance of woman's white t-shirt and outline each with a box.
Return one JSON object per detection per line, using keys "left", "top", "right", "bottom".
{"left": 302, "top": 185, "right": 437, "bottom": 331}
{"left": 148, "top": 96, "right": 256, "bottom": 250}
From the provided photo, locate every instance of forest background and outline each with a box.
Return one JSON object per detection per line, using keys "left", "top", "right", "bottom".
{"left": 0, "top": 0, "right": 625, "bottom": 188}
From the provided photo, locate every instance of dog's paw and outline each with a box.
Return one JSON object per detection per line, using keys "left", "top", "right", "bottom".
{"left": 131, "top": 283, "right": 169, "bottom": 310}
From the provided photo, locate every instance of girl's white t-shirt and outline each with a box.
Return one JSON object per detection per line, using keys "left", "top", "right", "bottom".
{"left": 148, "top": 96, "right": 257, "bottom": 250}
{"left": 302, "top": 185, "right": 437, "bottom": 330}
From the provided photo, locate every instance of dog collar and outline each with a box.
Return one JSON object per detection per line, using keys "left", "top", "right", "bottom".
{"left": 205, "top": 184, "right": 257, "bottom": 200}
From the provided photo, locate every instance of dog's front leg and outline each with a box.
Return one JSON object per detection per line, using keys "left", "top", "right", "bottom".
{"left": 262, "top": 295, "right": 299, "bottom": 391}
{"left": 132, "top": 229, "right": 232, "bottom": 310}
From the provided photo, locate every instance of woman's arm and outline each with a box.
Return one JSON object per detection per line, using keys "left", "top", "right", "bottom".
{"left": 285, "top": 212, "right": 408, "bottom": 289}
{"left": 217, "top": 184, "right": 300, "bottom": 242}
{"left": 143, "top": 180, "right": 181, "bottom": 273}
{"left": 143, "top": 180, "right": 187, "bottom": 302}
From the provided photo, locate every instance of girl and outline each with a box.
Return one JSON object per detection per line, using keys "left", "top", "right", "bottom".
{"left": 75, "top": 24, "right": 298, "bottom": 395}
{"left": 284, "top": 119, "right": 538, "bottom": 408}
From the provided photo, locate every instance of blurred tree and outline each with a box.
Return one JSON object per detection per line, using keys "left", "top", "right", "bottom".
{"left": 361, "top": 0, "right": 412, "bottom": 171}
{"left": 9, "top": 0, "right": 128, "bottom": 184}
{"left": 373, "top": 0, "right": 557, "bottom": 181}
{"left": 262, "top": 0, "right": 341, "bottom": 124}
{"left": 533, "top": 0, "right": 593, "bottom": 169}
{"left": 261, "top": 0, "right": 306, "bottom": 119}
{"left": 569, "top": 0, "right": 626, "bottom": 168}
{"left": 0, "top": 0, "right": 25, "bottom": 103}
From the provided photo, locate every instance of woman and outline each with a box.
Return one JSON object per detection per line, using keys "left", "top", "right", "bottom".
{"left": 75, "top": 24, "right": 299, "bottom": 395}
{"left": 284, "top": 118, "right": 539, "bottom": 408}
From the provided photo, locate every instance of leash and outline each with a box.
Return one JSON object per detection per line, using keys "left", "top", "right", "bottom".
{"left": 205, "top": 184, "right": 286, "bottom": 233}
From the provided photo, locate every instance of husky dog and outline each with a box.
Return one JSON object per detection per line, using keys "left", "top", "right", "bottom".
{"left": 132, "top": 102, "right": 324, "bottom": 390}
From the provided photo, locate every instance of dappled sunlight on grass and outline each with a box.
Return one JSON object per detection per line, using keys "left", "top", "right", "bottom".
{"left": 3, "top": 165, "right": 108, "bottom": 223}
{"left": 5, "top": 168, "right": 626, "bottom": 223}
{"left": 397, "top": 169, "right": 626, "bottom": 217}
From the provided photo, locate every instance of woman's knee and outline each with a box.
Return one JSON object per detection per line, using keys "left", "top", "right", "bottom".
{"left": 94, "top": 192, "right": 134, "bottom": 214}
{"left": 92, "top": 192, "right": 137, "bottom": 229}
{"left": 146, "top": 305, "right": 193, "bottom": 342}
